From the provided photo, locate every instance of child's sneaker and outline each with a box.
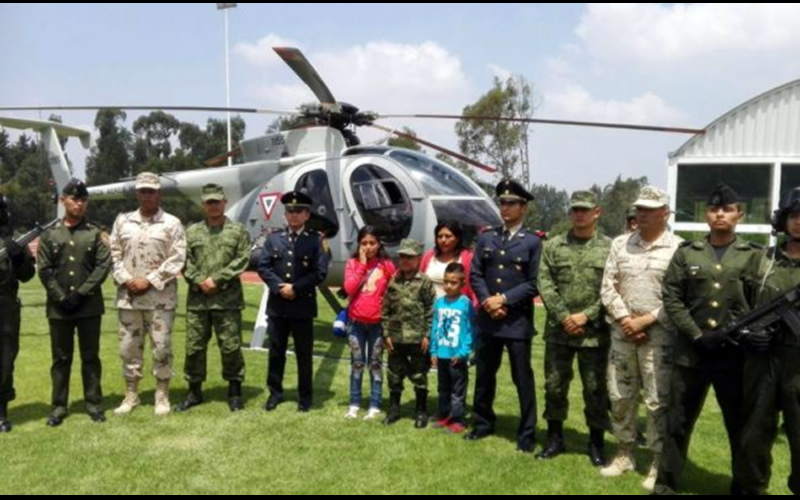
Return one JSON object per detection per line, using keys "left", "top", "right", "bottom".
{"left": 363, "top": 408, "right": 381, "bottom": 420}
{"left": 432, "top": 417, "right": 451, "bottom": 429}
{"left": 344, "top": 406, "right": 360, "bottom": 419}
{"left": 446, "top": 421, "right": 467, "bottom": 434}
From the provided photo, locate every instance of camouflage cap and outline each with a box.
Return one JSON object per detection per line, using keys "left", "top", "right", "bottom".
{"left": 135, "top": 171, "right": 161, "bottom": 191}
{"left": 626, "top": 206, "right": 638, "bottom": 220}
{"left": 62, "top": 178, "right": 89, "bottom": 199}
{"left": 570, "top": 190, "right": 598, "bottom": 209}
{"left": 397, "top": 238, "right": 424, "bottom": 257}
{"left": 633, "top": 186, "right": 670, "bottom": 209}
{"left": 201, "top": 183, "right": 226, "bottom": 202}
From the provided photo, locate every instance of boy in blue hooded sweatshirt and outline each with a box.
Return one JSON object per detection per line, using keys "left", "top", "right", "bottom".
{"left": 430, "top": 263, "right": 475, "bottom": 434}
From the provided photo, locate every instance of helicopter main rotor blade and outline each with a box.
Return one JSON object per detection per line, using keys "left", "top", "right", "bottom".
{"left": 370, "top": 123, "right": 497, "bottom": 174}
{"left": 273, "top": 47, "right": 340, "bottom": 111}
{"left": 0, "top": 105, "right": 296, "bottom": 115}
{"left": 379, "top": 114, "right": 705, "bottom": 135}
{"left": 204, "top": 147, "right": 243, "bottom": 167}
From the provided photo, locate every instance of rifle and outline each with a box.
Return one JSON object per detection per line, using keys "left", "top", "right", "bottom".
{"left": 721, "top": 284, "right": 800, "bottom": 345}
{"left": 0, "top": 218, "right": 59, "bottom": 260}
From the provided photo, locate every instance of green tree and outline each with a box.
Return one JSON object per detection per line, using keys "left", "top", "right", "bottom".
{"left": 596, "top": 176, "right": 649, "bottom": 238}
{"left": 86, "top": 109, "right": 133, "bottom": 185}
{"left": 387, "top": 127, "right": 422, "bottom": 151}
{"left": 455, "top": 75, "right": 536, "bottom": 182}
{"left": 526, "top": 184, "right": 570, "bottom": 233}
{"left": 131, "top": 111, "right": 181, "bottom": 170}
{"left": 84, "top": 110, "right": 135, "bottom": 226}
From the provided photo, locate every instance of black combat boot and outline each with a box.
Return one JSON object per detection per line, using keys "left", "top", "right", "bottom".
{"left": 588, "top": 428, "right": 607, "bottom": 467}
{"left": 0, "top": 402, "right": 11, "bottom": 433}
{"left": 536, "top": 420, "right": 566, "bottom": 460}
{"left": 176, "top": 382, "right": 204, "bottom": 412}
{"left": 414, "top": 389, "right": 429, "bottom": 429}
{"left": 383, "top": 392, "right": 402, "bottom": 425}
{"left": 228, "top": 381, "right": 244, "bottom": 412}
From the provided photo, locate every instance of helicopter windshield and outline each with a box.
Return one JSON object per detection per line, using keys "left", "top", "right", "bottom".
{"left": 430, "top": 198, "right": 502, "bottom": 248}
{"left": 388, "top": 150, "right": 482, "bottom": 197}
{"left": 350, "top": 164, "right": 413, "bottom": 244}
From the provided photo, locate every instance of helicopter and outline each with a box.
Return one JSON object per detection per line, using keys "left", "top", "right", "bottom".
{"left": 0, "top": 47, "right": 705, "bottom": 346}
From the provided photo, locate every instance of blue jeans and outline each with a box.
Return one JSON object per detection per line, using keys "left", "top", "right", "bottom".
{"left": 348, "top": 322, "right": 384, "bottom": 410}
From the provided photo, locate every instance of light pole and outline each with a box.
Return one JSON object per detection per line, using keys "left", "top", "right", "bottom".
{"left": 217, "top": 3, "right": 237, "bottom": 166}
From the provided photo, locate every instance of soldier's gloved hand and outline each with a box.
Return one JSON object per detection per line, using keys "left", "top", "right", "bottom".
{"left": 5, "top": 240, "right": 26, "bottom": 267}
{"left": 5, "top": 239, "right": 23, "bottom": 259}
{"left": 694, "top": 330, "right": 728, "bottom": 353}
{"left": 742, "top": 330, "right": 772, "bottom": 353}
{"left": 60, "top": 292, "right": 83, "bottom": 313}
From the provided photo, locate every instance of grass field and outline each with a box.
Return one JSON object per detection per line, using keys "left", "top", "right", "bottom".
{"left": 2, "top": 280, "right": 791, "bottom": 494}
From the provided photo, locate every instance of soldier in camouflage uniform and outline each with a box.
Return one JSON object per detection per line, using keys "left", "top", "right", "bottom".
{"left": 735, "top": 187, "right": 800, "bottom": 495}
{"left": 654, "top": 184, "right": 760, "bottom": 495}
{"left": 177, "top": 184, "right": 251, "bottom": 413}
{"left": 37, "top": 179, "right": 112, "bottom": 426}
{"left": 600, "top": 186, "right": 682, "bottom": 492}
{"left": 110, "top": 172, "right": 186, "bottom": 417}
{"left": 537, "top": 191, "right": 611, "bottom": 466}
{"left": 382, "top": 239, "right": 437, "bottom": 428}
{"left": 0, "top": 195, "right": 36, "bottom": 433}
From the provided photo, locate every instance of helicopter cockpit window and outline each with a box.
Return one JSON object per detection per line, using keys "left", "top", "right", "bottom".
{"left": 296, "top": 170, "right": 339, "bottom": 238}
{"left": 431, "top": 199, "right": 502, "bottom": 249}
{"left": 388, "top": 150, "right": 481, "bottom": 197}
{"left": 350, "top": 165, "right": 412, "bottom": 245}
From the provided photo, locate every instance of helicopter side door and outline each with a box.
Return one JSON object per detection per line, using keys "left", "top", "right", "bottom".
{"left": 342, "top": 156, "right": 426, "bottom": 253}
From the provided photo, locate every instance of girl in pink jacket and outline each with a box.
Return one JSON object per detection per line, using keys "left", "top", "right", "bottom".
{"left": 343, "top": 226, "right": 396, "bottom": 420}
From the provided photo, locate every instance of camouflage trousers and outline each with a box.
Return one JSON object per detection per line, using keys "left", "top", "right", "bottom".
{"left": 118, "top": 309, "right": 175, "bottom": 381}
{"left": 543, "top": 341, "right": 611, "bottom": 431}
{"left": 607, "top": 335, "right": 673, "bottom": 453}
{"left": 184, "top": 310, "right": 245, "bottom": 384}
{"left": 387, "top": 343, "right": 431, "bottom": 394}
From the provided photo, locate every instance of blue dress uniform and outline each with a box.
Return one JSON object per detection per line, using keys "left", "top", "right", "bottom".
{"left": 468, "top": 180, "right": 543, "bottom": 452}
{"left": 258, "top": 192, "right": 329, "bottom": 412}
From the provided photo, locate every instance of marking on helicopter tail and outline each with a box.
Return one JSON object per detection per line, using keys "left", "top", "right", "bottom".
{"left": 260, "top": 192, "right": 282, "bottom": 220}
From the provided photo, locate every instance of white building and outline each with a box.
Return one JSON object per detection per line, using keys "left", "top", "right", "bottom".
{"left": 668, "top": 79, "right": 800, "bottom": 242}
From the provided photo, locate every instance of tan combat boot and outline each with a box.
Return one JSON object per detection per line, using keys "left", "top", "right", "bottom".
{"left": 599, "top": 443, "right": 636, "bottom": 477}
{"left": 114, "top": 380, "right": 140, "bottom": 416}
{"left": 154, "top": 379, "right": 171, "bottom": 416}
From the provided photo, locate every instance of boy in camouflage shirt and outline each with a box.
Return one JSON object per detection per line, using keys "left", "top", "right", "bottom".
{"left": 382, "top": 239, "right": 436, "bottom": 428}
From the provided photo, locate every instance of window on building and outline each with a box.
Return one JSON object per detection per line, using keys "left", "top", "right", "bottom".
{"left": 781, "top": 165, "right": 800, "bottom": 197}
{"left": 676, "top": 164, "right": 772, "bottom": 224}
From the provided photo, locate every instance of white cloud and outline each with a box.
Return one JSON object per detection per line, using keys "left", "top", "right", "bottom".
{"left": 544, "top": 83, "right": 688, "bottom": 126}
{"left": 238, "top": 38, "right": 474, "bottom": 148}
{"left": 488, "top": 64, "right": 512, "bottom": 82}
{"left": 577, "top": 4, "right": 800, "bottom": 65}
{"left": 233, "top": 34, "right": 302, "bottom": 67}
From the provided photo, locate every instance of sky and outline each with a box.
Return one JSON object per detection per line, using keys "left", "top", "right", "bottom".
{"left": 2, "top": 3, "right": 800, "bottom": 191}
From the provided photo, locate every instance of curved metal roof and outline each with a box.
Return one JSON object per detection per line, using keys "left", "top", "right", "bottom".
{"left": 670, "top": 79, "right": 800, "bottom": 160}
